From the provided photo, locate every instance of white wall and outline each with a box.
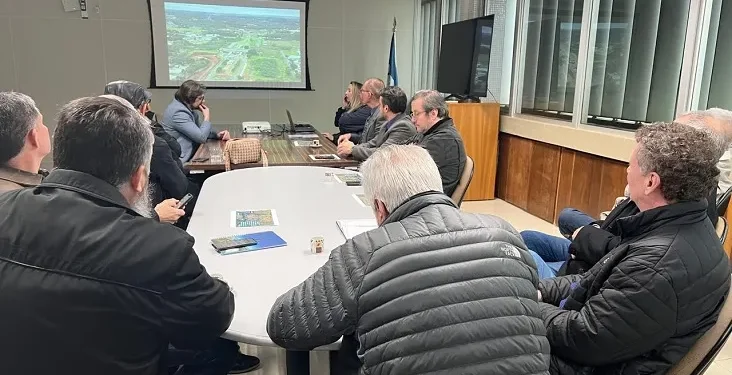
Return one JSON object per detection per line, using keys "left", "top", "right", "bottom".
{"left": 0, "top": 0, "right": 416, "bottom": 167}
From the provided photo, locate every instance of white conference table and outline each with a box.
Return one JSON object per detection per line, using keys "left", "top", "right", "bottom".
{"left": 187, "top": 166, "right": 373, "bottom": 352}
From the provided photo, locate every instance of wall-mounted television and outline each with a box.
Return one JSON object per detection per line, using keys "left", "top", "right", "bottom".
{"left": 436, "top": 15, "right": 494, "bottom": 99}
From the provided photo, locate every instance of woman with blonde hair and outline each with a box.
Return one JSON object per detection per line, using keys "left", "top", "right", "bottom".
{"left": 325, "top": 81, "right": 371, "bottom": 142}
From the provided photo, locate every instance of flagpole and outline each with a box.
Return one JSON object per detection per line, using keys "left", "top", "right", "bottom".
{"left": 388, "top": 17, "right": 397, "bottom": 86}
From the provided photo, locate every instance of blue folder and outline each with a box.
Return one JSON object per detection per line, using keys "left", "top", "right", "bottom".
{"left": 215, "top": 231, "right": 287, "bottom": 255}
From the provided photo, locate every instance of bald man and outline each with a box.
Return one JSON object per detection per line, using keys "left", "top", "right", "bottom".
{"left": 337, "top": 78, "right": 386, "bottom": 145}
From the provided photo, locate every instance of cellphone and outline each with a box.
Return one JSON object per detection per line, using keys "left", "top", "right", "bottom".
{"left": 346, "top": 180, "right": 362, "bottom": 187}
{"left": 314, "top": 155, "right": 336, "bottom": 160}
{"left": 176, "top": 193, "right": 194, "bottom": 209}
{"left": 191, "top": 156, "right": 209, "bottom": 162}
{"left": 211, "top": 235, "right": 258, "bottom": 252}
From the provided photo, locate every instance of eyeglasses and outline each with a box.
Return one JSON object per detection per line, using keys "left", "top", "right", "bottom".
{"left": 411, "top": 111, "right": 427, "bottom": 117}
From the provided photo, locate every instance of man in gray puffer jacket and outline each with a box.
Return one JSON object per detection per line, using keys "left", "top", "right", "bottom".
{"left": 267, "top": 145, "right": 550, "bottom": 375}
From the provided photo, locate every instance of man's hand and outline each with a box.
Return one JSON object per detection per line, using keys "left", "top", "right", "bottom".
{"left": 200, "top": 103, "right": 211, "bottom": 121}
{"left": 338, "top": 133, "right": 352, "bottom": 144}
{"left": 155, "top": 198, "right": 185, "bottom": 224}
{"left": 218, "top": 130, "right": 231, "bottom": 141}
{"left": 572, "top": 226, "right": 583, "bottom": 240}
{"left": 337, "top": 141, "right": 354, "bottom": 157}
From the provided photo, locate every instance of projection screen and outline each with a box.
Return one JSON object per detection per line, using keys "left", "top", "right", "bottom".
{"left": 149, "top": 0, "right": 309, "bottom": 89}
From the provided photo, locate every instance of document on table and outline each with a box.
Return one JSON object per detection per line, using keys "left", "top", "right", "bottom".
{"left": 336, "top": 219, "right": 378, "bottom": 239}
{"left": 287, "top": 134, "right": 319, "bottom": 140}
{"left": 230, "top": 209, "right": 279, "bottom": 228}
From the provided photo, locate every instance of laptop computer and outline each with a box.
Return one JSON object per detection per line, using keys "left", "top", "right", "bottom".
{"left": 286, "top": 109, "right": 316, "bottom": 133}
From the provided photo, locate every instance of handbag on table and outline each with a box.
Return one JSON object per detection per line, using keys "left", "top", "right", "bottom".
{"left": 223, "top": 138, "right": 268, "bottom": 171}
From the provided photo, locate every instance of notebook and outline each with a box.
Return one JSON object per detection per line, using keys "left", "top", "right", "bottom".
{"left": 336, "top": 219, "right": 378, "bottom": 240}
{"left": 214, "top": 231, "right": 287, "bottom": 255}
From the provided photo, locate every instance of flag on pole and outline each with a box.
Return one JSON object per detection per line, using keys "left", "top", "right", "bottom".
{"left": 388, "top": 17, "right": 398, "bottom": 86}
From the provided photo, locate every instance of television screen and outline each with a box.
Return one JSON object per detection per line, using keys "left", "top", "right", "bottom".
{"left": 436, "top": 15, "right": 494, "bottom": 97}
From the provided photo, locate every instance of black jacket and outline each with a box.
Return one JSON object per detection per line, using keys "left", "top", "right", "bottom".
{"left": 268, "top": 193, "right": 550, "bottom": 375}
{"left": 563, "top": 187, "right": 720, "bottom": 275}
{"left": 539, "top": 200, "right": 730, "bottom": 374}
{"left": 337, "top": 104, "right": 372, "bottom": 136}
{"left": 150, "top": 121, "right": 189, "bottom": 205}
{"left": 407, "top": 118, "right": 467, "bottom": 197}
{"left": 153, "top": 120, "right": 182, "bottom": 160}
{"left": 0, "top": 170, "right": 234, "bottom": 375}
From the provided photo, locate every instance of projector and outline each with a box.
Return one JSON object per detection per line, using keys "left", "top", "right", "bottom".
{"left": 242, "top": 121, "right": 272, "bottom": 133}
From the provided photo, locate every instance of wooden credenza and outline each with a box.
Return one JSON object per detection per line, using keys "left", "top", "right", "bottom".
{"left": 449, "top": 102, "right": 500, "bottom": 201}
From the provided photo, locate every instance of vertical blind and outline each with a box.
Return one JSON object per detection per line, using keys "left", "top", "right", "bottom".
{"left": 588, "top": 0, "right": 689, "bottom": 123}
{"left": 418, "top": 0, "right": 440, "bottom": 90}
{"left": 522, "top": 0, "right": 691, "bottom": 124}
{"left": 522, "top": 0, "right": 584, "bottom": 114}
{"left": 444, "top": 0, "right": 459, "bottom": 23}
{"left": 457, "top": 0, "right": 485, "bottom": 21}
{"left": 700, "top": 0, "right": 732, "bottom": 110}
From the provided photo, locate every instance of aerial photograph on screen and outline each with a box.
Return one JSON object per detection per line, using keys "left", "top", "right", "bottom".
{"left": 164, "top": 2, "right": 302, "bottom": 83}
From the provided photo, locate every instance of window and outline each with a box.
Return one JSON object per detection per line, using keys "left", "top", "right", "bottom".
{"left": 486, "top": 0, "right": 517, "bottom": 106}
{"left": 521, "top": 0, "right": 584, "bottom": 118}
{"left": 695, "top": 0, "right": 732, "bottom": 110}
{"left": 586, "top": 0, "right": 691, "bottom": 129}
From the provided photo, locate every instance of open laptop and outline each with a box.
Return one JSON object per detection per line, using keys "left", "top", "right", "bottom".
{"left": 286, "top": 109, "right": 316, "bottom": 133}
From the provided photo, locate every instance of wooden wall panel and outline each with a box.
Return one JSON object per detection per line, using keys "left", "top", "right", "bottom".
{"left": 496, "top": 133, "right": 627, "bottom": 224}
{"left": 527, "top": 142, "right": 562, "bottom": 222}
{"left": 554, "top": 149, "right": 628, "bottom": 222}
{"left": 496, "top": 134, "right": 533, "bottom": 210}
{"left": 495, "top": 134, "right": 561, "bottom": 222}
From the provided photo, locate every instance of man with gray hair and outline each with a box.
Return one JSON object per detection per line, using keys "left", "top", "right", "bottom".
{"left": 0, "top": 92, "right": 51, "bottom": 193}
{"left": 268, "top": 145, "right": 550, "bottom": 375}
{"left": 408, "top": 89, "right": 467, "bottom": 197}
{"left": 677, "top": 107, "right": 732, "bottom": 193}
{"left": 537, "top": 122, "right": 730, "bottom": 374}
{"left": 0, "top": 96, "right": 257, "bottom": 374}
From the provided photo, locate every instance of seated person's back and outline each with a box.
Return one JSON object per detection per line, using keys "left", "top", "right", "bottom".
{"left": 407, "top": 90, "right": 466, "bottom": 197}
{"left": 0, "top": 97, "right": 234, "bottom": 375}
{"left": 267, "top": 145, "right": 550, "bottom": 375}
{"left": 538, "top": 122, "right": 730, "bottom": 374}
